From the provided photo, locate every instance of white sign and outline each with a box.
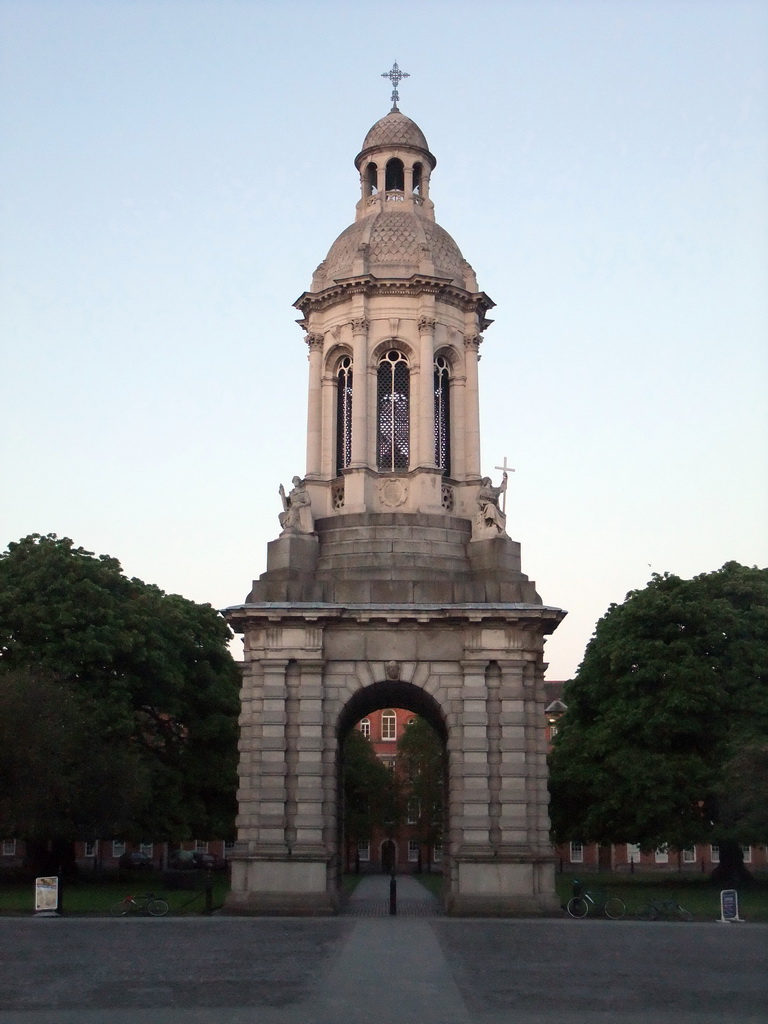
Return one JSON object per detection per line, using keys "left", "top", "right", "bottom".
{"left": 719, "top": 888, "right": 743, "bottom": 923}
{"left": 34, "top": 876, "right": 59, "bottom": 913}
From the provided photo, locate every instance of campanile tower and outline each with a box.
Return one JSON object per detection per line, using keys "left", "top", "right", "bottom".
{"left": 226, "top": 77, "right": 565, "bottom": 914}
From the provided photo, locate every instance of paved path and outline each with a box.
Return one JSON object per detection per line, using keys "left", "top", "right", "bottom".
{"left": 345, "top": 872, "right": 441, "bottom": 916}
{"left": 0, "top": 917, "right": 766, "bottom": 1023}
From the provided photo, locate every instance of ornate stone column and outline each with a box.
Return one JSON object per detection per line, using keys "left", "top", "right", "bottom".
{"left": 463, "top": 334, "right": 483, "bottom": 478}
{"left": 418, "top": 316, "right": 436, "bottom": 468}
{"left": 305, "top": 333, "right": 324, "bottom": 477}
{"left": 349, "top": 317, "right": 369, "bottom": 468}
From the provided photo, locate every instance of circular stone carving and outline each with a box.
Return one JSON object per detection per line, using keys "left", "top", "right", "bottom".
{"left": 379, "top": 479, "right": 407, "bottom": 508}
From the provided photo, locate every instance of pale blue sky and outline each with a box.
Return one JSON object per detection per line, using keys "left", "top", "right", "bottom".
{"left": 2, "top": 0, "right": 766, "bottom": 679}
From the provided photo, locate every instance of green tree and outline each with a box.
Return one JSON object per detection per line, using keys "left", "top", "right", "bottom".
{"left": 342, "top": 728, "right": 395, "bottom": 869}
{"left": 397, "top": 716, "right": 444, "bottom": 871}
{"left": 0, "top": 534, "right": 241, "bottom": 863}
{"left": 548, "top": 562, "right": 768, "bottom": 884}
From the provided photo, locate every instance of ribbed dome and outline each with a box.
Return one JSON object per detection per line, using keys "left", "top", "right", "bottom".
{"left": 321, "top": 209, "right": 466, "bottom": 284}
{"left": 355, "top": 111, "right": 436, "bottom": 169}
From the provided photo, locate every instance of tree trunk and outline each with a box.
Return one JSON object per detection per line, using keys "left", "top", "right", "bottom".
{"left": 710, "top": 839, "right": 752, "bottom": 886}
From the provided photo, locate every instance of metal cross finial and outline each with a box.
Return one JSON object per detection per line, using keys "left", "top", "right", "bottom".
{"left": 382, "top": 61, "right": 410, "bottom": 112}
{"left": 494, "top": 456, "right": 516, "bottom": 515}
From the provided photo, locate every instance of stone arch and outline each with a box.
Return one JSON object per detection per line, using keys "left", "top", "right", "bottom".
{"left": 335, "top": 677, "right": 450, "bottom": 889}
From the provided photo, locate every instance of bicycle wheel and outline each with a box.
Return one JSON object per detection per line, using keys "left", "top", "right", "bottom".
{"left": 635, "top": 904, "right": 658, "bottom": 921}
{"left": 604, "top": 896, "right": 626, "bottom": 920}
{"left": 147, "top": 898, "right": 169, "bottom": 917}
{"left": 110, "top": 900, "right": 130, "bottom": 917}
{"left": 676, "top": 905, "right": 693, "bottom": 922}
{"left": 567, "top": 896, "right": 589, "bottom": 919}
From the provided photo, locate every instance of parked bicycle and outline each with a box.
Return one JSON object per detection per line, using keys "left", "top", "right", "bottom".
{"left": 635, "top": 898, "right": 693, "bottom": 922}
{"left": 566, "top": 880, "right": 626, "bottom": 920}
{"left": 110, "top": 892, "right": 169, "bottom": 917}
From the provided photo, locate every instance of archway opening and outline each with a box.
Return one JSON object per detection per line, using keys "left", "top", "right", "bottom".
{"left": 337, "top": 680, "right": 448, "bottom": 890}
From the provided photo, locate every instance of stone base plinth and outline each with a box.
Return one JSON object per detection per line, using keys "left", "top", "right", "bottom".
{"left": 445, "top": 856, "right": 560, "bottom": 916}
{"left": 224, "top": 855, "right": 337, "bottom": 916}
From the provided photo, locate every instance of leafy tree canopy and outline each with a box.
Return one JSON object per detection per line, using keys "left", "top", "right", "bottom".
{"left": 549, "top": 562, "right": 768, "bottom": 861}
{"left": 342, "top": 727, "right": 395, "bottom": 844}
{"left": 397, "top": 716, "right": 444, "bottom": 850}
{"left": 0, "top": 534, "right": 241, "bottom": 844}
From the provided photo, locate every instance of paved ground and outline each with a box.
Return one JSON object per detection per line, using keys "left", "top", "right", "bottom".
{"left": 345, "top": 871, "right": 441, "bottom": 916}
{"left": 0, "top": 884, "right": 766, "bottom": 1024}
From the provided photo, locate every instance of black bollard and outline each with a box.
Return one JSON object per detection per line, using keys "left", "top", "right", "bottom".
{"left": 389, "top": 874, "right": 397, "bottom": 916}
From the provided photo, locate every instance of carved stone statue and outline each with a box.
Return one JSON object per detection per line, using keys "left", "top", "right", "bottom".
{"left": 476, "top": 473, "right": 508, "bottom": 534}
{"left": 278, "top": 476, "right": 314, "bottom": 536}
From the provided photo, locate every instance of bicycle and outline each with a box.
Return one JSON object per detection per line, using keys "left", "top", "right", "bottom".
{"left": 635, "top": 898, "right": 693, "bottom": 922}
{"left": 110, "top": 892, "right": 169, "bottom": 917}
{"left": 566, "top": 881, "right": 626, "bottom": 920}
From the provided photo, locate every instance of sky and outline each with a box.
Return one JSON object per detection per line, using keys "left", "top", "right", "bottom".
{"left": 2, "top": 0, "right": 766, "bottom": 680}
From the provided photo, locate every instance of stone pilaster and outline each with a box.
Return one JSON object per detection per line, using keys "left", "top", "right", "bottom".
{"left": 457, "top": 660, "right": 491, "bottom": 848}
{"left": 305, "top": 333, "right": 324, "bottom": 477}
{"left": 463, "top": 334, "right": 482, "bottom": 479}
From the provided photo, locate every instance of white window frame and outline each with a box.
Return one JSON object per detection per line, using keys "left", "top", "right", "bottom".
{"left": 224, "top": 841, "right": 236, "bottom": 857}
{"left": 381, "top": 710, "right": 397, "bottom": 742}
{"left": 195, "top": 840, "right": 209, "bottom": 853}
{"left": 357, "top": 841, "right": 370, "bottom": 862}
{"left": 139, "top": 842, "right": 153, "bottom": 856}
{"left": 655, "top": 847, "right": 669, "bottom": 864}
{"left": 2, "top": 839, "right": 16, "bottom": 857}
{"left": 710, "top": 844, "right": 720, "bottom": 863}
{"left": 432, "top": 843, "right": 442, "bottom": 864}
{"left": 569, "top": 841, "right": 583, "bottom": 863}
{"left": 682, "top": 847, "right": 696, "bottom": 864}
{"left": 408, "top": 839, "right": 420, "bottom": 863}
{"left": 112, "top": 841, "right": 126, "bottom": 858}
{"left": 626, "top": 843, "right": 641, "bottom": 864}
{"left": 742, "top": 845, "right": 752, "bottom": 864}
{"left": 84, "top": 841, "right": 97, "bottom": 858}
{"left": 360, "top": 718, "right": 371, "bottom": 738}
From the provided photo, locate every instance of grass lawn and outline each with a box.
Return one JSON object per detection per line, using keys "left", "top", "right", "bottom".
{"left": 0, "top": 871, "right": 231, "bottom": 916}
{"left": 555, "top": 871, "right": 768, "bottom": 922}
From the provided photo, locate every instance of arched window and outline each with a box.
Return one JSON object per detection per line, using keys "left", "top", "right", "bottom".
{"left": 360, "top": 718, "right": 370, "bottom": 738}
{"left": 336, "top": 356, "right": 353, "bottom": 476}
{"left": 413, "top": 162, "right": 422, "bottom": 195}
{"left": 385, "top": 158, "right": 404, "bottom": 192}
{"left": 381, "top": 709, "right": 397, "bottom": 741}
{"left": 377, "top": 350, "right": 410, "bottom": 471}
{"left": 365, "top": 162, "right": 378, "bottom": 196}
{"left": 434, "top": 355, "right": 451, "bottom": 476}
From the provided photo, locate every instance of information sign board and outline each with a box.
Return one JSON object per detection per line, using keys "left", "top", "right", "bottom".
{"left": 34, "top": 876, "right": 59, "bottom": 913}
{"left": 719, "top": 888, "right": 743, "bottom": 923}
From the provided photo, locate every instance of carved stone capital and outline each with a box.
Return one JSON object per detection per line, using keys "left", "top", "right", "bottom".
{"left": 305, "top": 333, "right": 324, "bottom": 351}
{"left": 418, "top": 316, "right": 436, "bottom": 334}
{"left": 464, "top": 333, "right": 483, "bottom": 352}
{"left": 349, "top": 317, "right": 370, "bottom": 334}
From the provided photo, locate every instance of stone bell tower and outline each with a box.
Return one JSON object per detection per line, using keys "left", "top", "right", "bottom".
{"left": 225, "top": 74, "right": 565, "bottom": 915}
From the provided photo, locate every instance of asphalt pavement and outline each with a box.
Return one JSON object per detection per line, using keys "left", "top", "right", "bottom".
{"left": 0, "top": 879, "right": 766, "bottom": 1024}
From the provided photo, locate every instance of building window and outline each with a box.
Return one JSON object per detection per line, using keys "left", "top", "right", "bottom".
{"left": 626, "top": 843, "right": 641, "bottom": 864}
{"left": 569, "top": 841, "right": 583, "bottom": 863}
{"left": 407, "top": 798, "right": 420, "bottom": 825}
{"left": 434, "top": 355, "right": 451, "bottom": 475}
{"left": 195, "top": 841, "right": 209, "bottom": 853}
{"left": 380, "top": 757, "right": 396, "bottom": 772}
{"left": 336, "top": 356, "right": 353, "bottom": 476}
{"left": 2, "top": 840, "right": 16, "bottom": 857}
{"left": 112, "top": 841, "right": 126, "bottom": 858}
{"left": 408, "top": 840, "right": 420, "bottom": 863}
{"left": 377, "top": 351, "right": 409, "bottom": 471}
{"left": 360, "top": 718, "right": 371, "bottom": 738}
{"left": 385, "top": 157, "right": 404, "bottom": 192}
{"left": 139, "top": 842, "right": 153, "bottom": 857}
{"left": 710, "top": 844, "right": 720, "bottom": 863}
{"left": 381, "top": 709, "right": 397, "bottom": 741}
{"left": 84, "top": 841, "right": 96, "bottom": 858}
{"left": 549, "top": 723, "right": 558, "bottom": 740}
{"left": 413, "top": 162, "right": 422, "bottom": 195}
{"left": 432, "top": 843, "right": 442, "bottom": 864}
{"left": 365, "top": 162, "right": 378, "bottom": 196}
{"left": 224, "top": 842, "right": 236, "bottom": 857}
{"left": 655, "top": 847, "right": 669, "bottom": 864}
{"left": 682, "top": 848, "right": 696, "bottom": 864}
{"left": 742, "top": 845, "right": 752, "bottom": 864}
{"left": 357, "top": 841, "right": 370, "bottom": 862}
